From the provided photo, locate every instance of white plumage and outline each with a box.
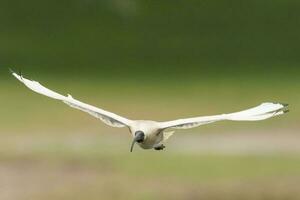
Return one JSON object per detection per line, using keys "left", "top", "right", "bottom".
{"left": 11, "top": 71, "right": 289, "bottom": 151}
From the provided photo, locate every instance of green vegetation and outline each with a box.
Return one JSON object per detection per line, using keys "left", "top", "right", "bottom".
{"left": 0, "top": 0, "right": 299, "bottom": 79}
{"left": 0, "top": 0, "right": 299, "bottom": 199}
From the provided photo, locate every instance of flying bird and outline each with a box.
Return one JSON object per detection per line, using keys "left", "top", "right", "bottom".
{"left": 11, "top": 71, "right": 289, "bottom": 152}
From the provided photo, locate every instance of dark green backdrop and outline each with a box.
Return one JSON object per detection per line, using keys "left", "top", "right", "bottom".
{"left": 1, "top": 0, "right": 299, "bottom": 80}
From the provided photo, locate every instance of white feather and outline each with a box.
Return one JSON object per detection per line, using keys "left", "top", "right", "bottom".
{"left": 11, "top": 72, "right": 132, "bottom": 128}
{"left": 159, "top": 103, "right": 288, "bottom": 129}
{"left": 11, "top": 71, "right": 289, "bottom": 150}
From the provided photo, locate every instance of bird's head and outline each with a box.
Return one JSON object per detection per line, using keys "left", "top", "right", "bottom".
{"left": 130, "top": 131, "right": 145, "bottom": 152}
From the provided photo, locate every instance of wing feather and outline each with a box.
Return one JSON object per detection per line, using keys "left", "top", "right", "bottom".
{"left": 11, "top": 71, "right": 132, "bottom": 128}
{"left": 159, "top": 103, "right": 288, "bottom": 130}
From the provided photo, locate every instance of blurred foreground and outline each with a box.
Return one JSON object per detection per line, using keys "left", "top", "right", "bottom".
{"left": 1, "top": 0, "right": 300, "bottom": 199}
{"left": 1, "top": 77, "right": 299, "bottom": 200}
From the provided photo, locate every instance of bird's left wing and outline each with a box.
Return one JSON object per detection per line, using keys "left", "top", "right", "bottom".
{"left": 159, "top": 103, "right": 289, "bottom": 130}
{"left": 11, "top": 71, "right": 132, "bottom": 128}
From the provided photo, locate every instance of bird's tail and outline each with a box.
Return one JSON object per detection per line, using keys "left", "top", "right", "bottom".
{"left": 226, "top": 102, "right": 289, "bottom": 121}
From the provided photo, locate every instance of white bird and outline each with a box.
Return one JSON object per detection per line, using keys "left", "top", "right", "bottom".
{"left": 11, "top": 70, "right": 289, "bottom": 152}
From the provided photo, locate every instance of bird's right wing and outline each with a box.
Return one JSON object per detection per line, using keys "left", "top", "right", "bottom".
{"left": 11, "top": 71, "right": 132, "bottom": 128}
{"left": 159, "top": 103, "right": 289, "bottom": 130}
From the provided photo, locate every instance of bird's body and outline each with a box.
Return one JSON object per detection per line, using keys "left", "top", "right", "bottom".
{"left": 129, "top": 120, "right": 162, "bottom": 149}
{"left": 11, "top": 70, "right": 289, "bottom": 152}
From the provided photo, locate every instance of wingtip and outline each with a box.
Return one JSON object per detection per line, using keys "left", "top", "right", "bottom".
{"left": 277, "top": 102, "right": 289, "bottom": 114}
{"left": 275, "top": 102, "right": 288, "bottom": 107}
{"left": 9, "top": 68, "right": 15, "bottom": 74}
{"left": 283, "top": 109, "right": 289, "bottom": 114}
{"left": 9, "top": 68, "right": 19, "bottom": 77}
{"left": 280, "top": 103, "right": 289, "bottom": 107}
{"left": 10, "top": 68, "right": 25, "bottom": 82}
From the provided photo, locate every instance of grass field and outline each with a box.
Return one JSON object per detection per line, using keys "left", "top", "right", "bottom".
{"left": 1, "top": 76, "right": 299, "bottom": 200}
{"left": 1, "top": 0, "right": 300, "bottom": 198}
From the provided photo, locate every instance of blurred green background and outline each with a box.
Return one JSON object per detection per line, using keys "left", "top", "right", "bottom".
{"left": 0, "top": 0, "right": 299, "bottom": 199}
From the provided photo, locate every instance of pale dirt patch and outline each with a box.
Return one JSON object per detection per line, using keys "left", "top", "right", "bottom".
{"left": 0, "top": 161, "right": 299, "bottom": 200}
{"left": 0, "top": 130, "right": 299, "bottom": 199}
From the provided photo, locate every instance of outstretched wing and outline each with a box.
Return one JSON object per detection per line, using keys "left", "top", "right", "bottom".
{"left": 11, "top": 71, "right": 132, "bottom": 128}
{"left": 159, "top": 103, "right": 289, "bottom": 130}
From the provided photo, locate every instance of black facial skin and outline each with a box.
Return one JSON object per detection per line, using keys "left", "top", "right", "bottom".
{"left": 130, "top": 131, "right": 145, "bottom": 152}
{"left": 135, "top": 131, "right": 145, "bottom": 143}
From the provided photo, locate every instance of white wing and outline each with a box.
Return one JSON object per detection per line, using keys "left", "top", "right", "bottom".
{"left": 159, "top": 103, "right": 289, "bottom": 129}
{"left": 11, "top": 71, "right": 132, "bottom": 128}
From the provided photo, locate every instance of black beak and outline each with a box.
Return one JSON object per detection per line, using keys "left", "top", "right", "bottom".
{"left": 130, "top": 131, "right": 145, "bottom": 152}
{"left": 130, "top": 140, "right": 136, "bottom": 152}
